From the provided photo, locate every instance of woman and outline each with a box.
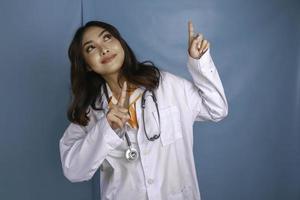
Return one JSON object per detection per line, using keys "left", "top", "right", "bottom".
{"left": 59, "top": 20, "right": 228, "bottom": 200}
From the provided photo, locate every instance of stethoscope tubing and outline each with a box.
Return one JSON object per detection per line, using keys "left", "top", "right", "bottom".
{"left": 123, "top": 89, "right": 161, "bottom": 161}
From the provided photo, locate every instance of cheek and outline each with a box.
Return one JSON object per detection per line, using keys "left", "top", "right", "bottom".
{"left": 86, "top": 54, "right": 100, "bottom": 66}
{"left": 115, "top": 44, "right": 125, "bottom": 62}
{"left": 82, "top": 54, "right": 101, "bottom": 71}
{"left": 119, "top": 48, "right": 125, "bottom": 61}
{"left": 112, "top": 41, "right": 124, "bottom": 54}
{"left": 117, "top": 50, "right": 125, "bottom": 67}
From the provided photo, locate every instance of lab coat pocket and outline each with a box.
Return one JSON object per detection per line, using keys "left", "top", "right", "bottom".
{"left": 157, "top": 106, "right": 183, "bottom": 146}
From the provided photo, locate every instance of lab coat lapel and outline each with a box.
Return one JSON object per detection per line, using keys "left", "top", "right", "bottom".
{"left": 105, "top": 82, "right": 143, "bottom": 106}
{"left": 135, "top": 87, "right": 147, "bottom": 144}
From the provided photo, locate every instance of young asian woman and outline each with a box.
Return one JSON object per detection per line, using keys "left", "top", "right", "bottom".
{"left": 59, "top": 20, "right": 228, "bottom": 200}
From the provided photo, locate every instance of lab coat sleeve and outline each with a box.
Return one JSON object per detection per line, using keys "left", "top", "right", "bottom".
{"left": 183, "top": 48, "right": 228, "bottom": 122}
{"left": 59, "top": 114, "right": 123, "bottom": 183}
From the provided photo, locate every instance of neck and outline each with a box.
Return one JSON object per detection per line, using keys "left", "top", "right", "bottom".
{"left": 103, "top": 73, "right": 138, "bottom": 100}
{"left": 103, "top": 73, "right": 124, "bottom": 100}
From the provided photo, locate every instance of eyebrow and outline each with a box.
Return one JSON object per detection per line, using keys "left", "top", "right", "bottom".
{"left": 82, "top": 29, "right": 107, "bottom": 48}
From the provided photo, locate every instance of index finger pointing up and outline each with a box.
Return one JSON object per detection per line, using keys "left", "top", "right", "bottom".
{"left": 188, "top": 21, "right": 195, "bottom": 45}
{"left": 117, "top": 81, "right": 128, "bottom": 107}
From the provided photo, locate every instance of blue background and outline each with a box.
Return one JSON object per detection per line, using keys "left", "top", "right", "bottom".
{"left": 0, "top": 0, "right": 299, "bottom": 199}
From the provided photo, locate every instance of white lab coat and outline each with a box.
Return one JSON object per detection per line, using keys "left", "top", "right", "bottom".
{"left": 59, "top": 48, "right": 228, "bottom": 200}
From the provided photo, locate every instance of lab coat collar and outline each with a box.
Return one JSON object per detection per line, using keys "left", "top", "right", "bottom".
{"left": 100, "top": 82, "right": 145, "bottom": 107}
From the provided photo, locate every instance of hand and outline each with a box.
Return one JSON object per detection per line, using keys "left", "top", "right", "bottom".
{"left": 106, "top": 81, "right": 131, "bottom": 130}
{"left": 188, "top": 20, "right": 210, "bottom": 59}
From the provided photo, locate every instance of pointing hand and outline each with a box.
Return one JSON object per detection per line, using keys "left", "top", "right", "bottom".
{"left": 188, "top": 21, "right": 210, "bottom": 59}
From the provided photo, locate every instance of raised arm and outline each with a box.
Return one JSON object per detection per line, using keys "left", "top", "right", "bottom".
{"left": 183, "top": 21, "right": 228, "bottom": 122}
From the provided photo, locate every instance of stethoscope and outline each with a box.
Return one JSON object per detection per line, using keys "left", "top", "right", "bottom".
{"left": 124, "top": 89, "right": 161, "bottom": 161}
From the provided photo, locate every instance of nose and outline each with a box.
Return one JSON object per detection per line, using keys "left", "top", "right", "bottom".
{"left": 101, "top": 48, "right": 109, "bottom": 56}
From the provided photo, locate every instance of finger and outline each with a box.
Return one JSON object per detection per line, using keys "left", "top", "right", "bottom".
{"left": 204, "top": 42, "right": 210, "bottom": 52}
{"left": 119, "top": 107, "right": 129, "bottom": 113}
{"left": 109, "top": 115, "right": 124, "bottom": 129}
{"left": 188, "top": 21, "right": 195, "bottom": 46}
{"left": 110, "top": 109, "right": 130, "bottom": 121}
{"left": 108, "top": 110, "right": 128, "bottom": 128}
{"left": 110, "top": 104, "right": 128, "bottom": 113}
{"left": 196, "top": 34, "right": 204, "bottom": 49}
{"left": 117, "top": 81, "right": 127, "bottom": 107}
{"left": 190, "top": 34, "right": 200, "bottom": 52}
{"left": 199, "top": 39, "right": 208, "bottom": 53}
{"left": 201, "top": 41, "right": 210, "bottom": 54}
{"left": 201, "top": 43, "right": 209, "bottom": 54}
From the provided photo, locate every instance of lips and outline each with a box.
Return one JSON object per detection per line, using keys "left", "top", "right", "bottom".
{"left": 101, "top": 54, "right": 117, "bottom": 64}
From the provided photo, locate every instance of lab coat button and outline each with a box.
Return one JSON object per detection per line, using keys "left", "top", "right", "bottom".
{"left": 147, "top": 179, "right": 154, "bottom": 184}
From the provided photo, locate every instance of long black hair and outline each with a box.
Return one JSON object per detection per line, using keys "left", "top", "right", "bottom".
{"left": 67, "top": 21, "right": 161, "bottom": 126}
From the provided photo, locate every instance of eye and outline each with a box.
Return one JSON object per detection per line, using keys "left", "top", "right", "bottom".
{"left": 103, "top": 33, "right": 112, "bottom": 41}
{"left": 86, "top": 45, "right": 95, "bottom": 53}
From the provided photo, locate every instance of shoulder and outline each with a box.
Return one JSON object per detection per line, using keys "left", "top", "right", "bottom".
{"left": 160, "top": 70, "right": 186, "bottom": 84}
{"left": 158, "top": 70, "right": 194, "bottom": 94}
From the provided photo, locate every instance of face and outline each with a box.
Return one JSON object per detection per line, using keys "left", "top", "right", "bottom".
{"left": 81, "top": 26, "right": 125, "bottom": 77}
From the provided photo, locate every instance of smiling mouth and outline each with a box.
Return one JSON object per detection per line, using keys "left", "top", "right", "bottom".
{"left": 101, "top": 54, "right": 117, "bottom": 64}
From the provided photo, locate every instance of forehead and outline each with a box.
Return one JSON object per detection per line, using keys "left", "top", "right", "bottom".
{"left": 82, "top": 26, "right": 106, "bottom": 43}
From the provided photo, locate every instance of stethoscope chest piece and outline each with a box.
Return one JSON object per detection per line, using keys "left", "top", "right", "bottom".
{"left": 125, "top": 146, "right": 139, "bottom": 161}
